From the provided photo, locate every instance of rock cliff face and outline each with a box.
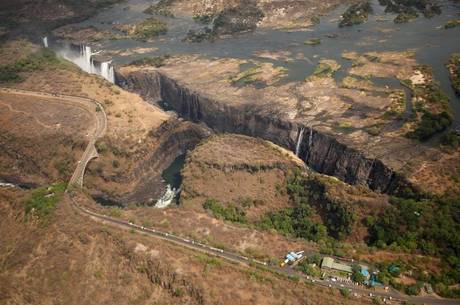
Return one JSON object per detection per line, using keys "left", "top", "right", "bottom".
{"left": 120, "top": 71, "right": 415, "bottom": 195}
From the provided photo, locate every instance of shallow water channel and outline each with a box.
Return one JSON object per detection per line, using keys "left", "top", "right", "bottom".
{"left": 71, "top": 0, "right": 460, "bottom": 123}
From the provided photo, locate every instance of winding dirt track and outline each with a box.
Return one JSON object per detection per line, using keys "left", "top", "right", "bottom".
{"left": 2, "top": 87, "right": 458, "bottom": 305}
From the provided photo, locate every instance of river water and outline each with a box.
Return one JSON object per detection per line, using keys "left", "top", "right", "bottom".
{"left": 68, "top": 0, "right": 460, "bottom": 123}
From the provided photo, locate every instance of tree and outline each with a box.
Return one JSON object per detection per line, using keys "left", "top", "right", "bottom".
{"left": 351, "top": 264, "right": 365, "bottom": 284}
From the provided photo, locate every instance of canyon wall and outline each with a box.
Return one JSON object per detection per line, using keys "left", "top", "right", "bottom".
{"left": 120, "top": 71, "right": 415, "bottom": 195}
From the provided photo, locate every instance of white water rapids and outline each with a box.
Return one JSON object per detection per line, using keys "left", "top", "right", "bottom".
{"left": 154, "top": 185, "right": 178, "bottom": 208}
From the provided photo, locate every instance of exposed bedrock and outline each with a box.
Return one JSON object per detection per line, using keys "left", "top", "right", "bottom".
{"left": 92, "top": 118, "right": 212, "bottom": 206}
{"left": 120, "top": 71, "right": 416, "bottom": 195}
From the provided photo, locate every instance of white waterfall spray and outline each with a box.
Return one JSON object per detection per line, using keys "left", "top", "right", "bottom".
{"left": 57, "top": 44, "right": 115, "bottom": 83}
{"left": 42, "top": 37, "right": 48, "bottom": 48}
{"left": 101, "top": 61, "right": 115, "bottom": 83}
{"left": 155, "top": 185, "right": 178, "bottom": 208}
{"left": 295, "top": 127, "right": 305, "bottom": 156}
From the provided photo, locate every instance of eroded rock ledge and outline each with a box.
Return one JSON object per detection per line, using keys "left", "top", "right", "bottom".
{"left": 120, "top": 71, "right": 416, "bottom": 195}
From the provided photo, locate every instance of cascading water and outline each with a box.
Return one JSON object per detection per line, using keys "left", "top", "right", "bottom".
{"left": 42, "top": 37, "right": 48, "bottom": 48}
{"left": 295, "top": 127, "right": 305, "bottom": 156}
{"left": 308, "top": 127, "right": 313, "bottom": 149}
{"left": 81, "top": 45, "right": 96, "bottom": 74}
{"left": 155, "top": 185, "right": 178, "bottom": 208}
{"left": 56, "top": 44, "right": 115, "bottom": 83}
{"left": 101, "top": 61, "right": 115, "bottom": 83}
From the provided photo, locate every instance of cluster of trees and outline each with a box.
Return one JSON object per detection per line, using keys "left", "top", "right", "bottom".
{"left": 379, "top": 0, "right": 441, "bottom": 23}
{"left": 257, "top": 205, "right": 328, "bottom": 242}
{"left": 132, "top": 18, "right": 168, "bottom": 40}
{"left": 257, "top": 172, "right": 355, "bottom": 241}
{"left": 339, "top": 1, "right": 373, "bottom": 27}
{"left": 441, "top": 130, "right": 460, "bottom": 148}
{"left": 366, "top": 195, "right": 460, "bottom": 297}
{"left": 0, "top": 48, "right": 59, "bottom": 83}
{"left": 406, "top": 111, "right": 452, "bottom": 141}
{"left": 286, "top": 172, "right": 355, "bottom": 239}
{"left": 202, "top": 199, "right": 247, "bottom": 223}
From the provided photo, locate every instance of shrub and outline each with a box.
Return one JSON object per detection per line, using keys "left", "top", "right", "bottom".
{"left": 143, "top": 0, "right": 174, "bottom": 17}
{"left": 440, "top": 130, "right": 460, "bottom": 148}
{"left": 0, "top": 48, "right": 60, "bottom": 83}
{"left": 25, "top": 183, "right": 66, "bottom": 225}
{"left": 339, "top": 1, "right": 372, "bottom": 27}
{"left": 203, "top": 199, "right": 247, "bottom": 223}
{"left": 134, "top": 18, "right": 168, "bottom": 40}
{"left": 406, "top": 111, "right": 452, "bottom": 141}
{"left": 128, "top": 55, "right": 170, "bottom": 67}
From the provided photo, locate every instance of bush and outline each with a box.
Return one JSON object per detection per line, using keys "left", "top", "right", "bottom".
{"left": 351, "top": 264, "right": 365, "bottom": 284}
{"left": 440, "top": 130, "right": 460, "bottom": 148}
{"left": 339, "top": 1, "right": 372, "bottom": 27}
{"left": 406, "top": 111, "right": 452, "bottom": 141}
{"left": 340, "top": 288, "right": 350, "bottom": 297}
{"left": 25, "top": 183, "right": 66, "bottom": 225}
{"left": 128, "top": 55, "right": 170, "bottom": 67}
{"left": 0, "top": 48, "right": 59, "bottom": 83}
{"left": 143, "top": 0, "right": 174, "bottom": 17}
{"left": 367, "top": 195, "right": 460, "bottom": 290}
{"left": 134, "top": 18, "right": 168, "bottom": 40}
{"left": 203, "top": 199, "right": 247, "bottom": 223}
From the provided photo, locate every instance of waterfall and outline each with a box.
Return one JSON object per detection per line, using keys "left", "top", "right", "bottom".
{"left": 80, "top": 45, "right": 96, "bottom": 74}
{"left": 42, "top": 37, "right": 48, "bottom": 48}
{"left": 57, "top": 44, "right": 115, "bottom": 83}
{"left": 295, "top": 127, "right": 305, "bottom": 156}
{"left": 155, "top": 185, "right": 178, "bottom": 208}
{"left": 101, "top": 61, "right": 115, "bottom": 83}
{"left": 308, "top": 127, "right": 313, "bottom": 148}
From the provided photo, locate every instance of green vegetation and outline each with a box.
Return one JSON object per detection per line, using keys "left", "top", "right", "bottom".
{"left": 257, "top": 205, "right": 327, "bottom": 241}
{"left": 312, "top": 61, "right": 340, "bottom": 77}
{"left": 258, "top": 171, "right": 355, "bottom": 241}
{"left": 378, "top": 0, "right": 441, "bottom": 23}
{"left": 25, "top": 183, "right": 67, "bottom": 225}
{"left": 446, "top": 53, "right": 460, "bottom": 95}
{"left": 298, "top": 257, "right": 322, "bottom": 277}
{"left": 133, "top": 18, "right": 167, "bottom": 40}
{"left": 404, "top": 70, "right": 452, "bottom": 141}
{"left": 340, "top": 288, "right": 351, "bottom": 297}
{"left": 193, "top": 14, "right": 214, "bottom": 24}
{"left": 184, "top": 28, "right": 216, "bottom": 43}
{"left": 203, "top": 199, "right": 247, "bottom": 223}
{"left": 440, "top": 130, "right": 460, "bottom": 148}
{"left": 406, "top": 111, "right": 452, "bottom": 141}
{"left": 143, "top": 0, "right": 174, "bottom": 17}
{"left": 229, "top": 65, "right": 262, "bottom": 85}
{"left": 128, "top": 55, "right": 170, "bottom": 67}
{"left": 212, "top": 4, "right": 264, "bottom": 35}
{"left": 339, "top": 1, "right": 372, "bottom": 27}
{"left": 0, "top": 48, "right": 60, "bottom": 83}
{"left": 444, "top": 20, "right": 460, "bottom": 29}
{"left": 394, "top": 9, "right": 419, "bottom": 23}
{"left": 366, "top": 195, "right": 460, "bottom": 297}
{"left": 351, "top": 264, "right": 365, "bottom": 284}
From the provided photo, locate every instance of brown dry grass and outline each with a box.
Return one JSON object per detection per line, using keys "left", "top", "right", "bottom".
{"left": 181, "top": 134, "right": 300, "bottom": 219}
{"left": 0, "top": 188, "right": 372, "bottom": 305}
{"left": 0, "top": 92, "right": 89, "bottom": 184}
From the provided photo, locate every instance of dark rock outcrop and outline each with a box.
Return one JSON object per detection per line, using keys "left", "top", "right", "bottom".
{"left": 120, "top": 71, "right": 416, "bottom": 195}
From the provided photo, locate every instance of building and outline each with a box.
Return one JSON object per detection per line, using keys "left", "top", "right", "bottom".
{"left": 321, "top": 257, "right": 353, "bottom": 274}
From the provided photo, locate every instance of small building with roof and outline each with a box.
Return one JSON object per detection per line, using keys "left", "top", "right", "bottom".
{"left": 321, "top": 257, "right": 353, "bottom": 274}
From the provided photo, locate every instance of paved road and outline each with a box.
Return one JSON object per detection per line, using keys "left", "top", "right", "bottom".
{"left": 4, "top": 87, "right": 458, "bottom": 305}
